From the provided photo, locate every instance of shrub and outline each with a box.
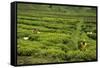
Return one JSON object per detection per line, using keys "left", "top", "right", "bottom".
{"left": 40, "top": 40, "right": 55, "bottom": 46}
{"left": 87, "top": 33, "right": 96, "bottom": 40}
{"left": 46, "top": 48, "right": 66, "bottom": 60}
{"left": 55, "top": 43, "right": 70, "bottom": 52}
{"left": 17, "top": 40, "right": 46, "bottom": 56}
{"left": 64, "top": 49, "right": 96, "bottom": 61}
{"left": 29, "top": 34, "right": 39, "bottom": 41}
{"left": 17, "top": 45, "right": 45, "bottom": 56}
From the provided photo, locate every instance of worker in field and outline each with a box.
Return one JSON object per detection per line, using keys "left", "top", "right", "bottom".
{"left": 32, "top": 28, "right": 40, "bottom": 34}
{"left": 78, "top": 39, "right": 87, "bottom": 51}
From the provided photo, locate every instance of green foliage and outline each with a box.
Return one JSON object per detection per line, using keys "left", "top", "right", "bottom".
{"left": 17, "top": 3, "right": 97, "bottom": 65}
{"left": 29, "top": 34, "right": 39, "bottom": 41}
{"left": 87, "top": 33, "right": 96, "bottom": 40}
{"left": 64, "top": 50, "right": 96, "bottom": 61}
{"left": 46, "top": 49, "right": 66, "bottom": 60}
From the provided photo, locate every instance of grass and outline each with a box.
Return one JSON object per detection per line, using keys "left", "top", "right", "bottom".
{"left": 17, "top": 3, "right": 97, "bottom": 65}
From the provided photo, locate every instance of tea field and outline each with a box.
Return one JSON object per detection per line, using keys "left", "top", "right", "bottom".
{"left": 17, "top": 3, "right": 97, "bottom": 65}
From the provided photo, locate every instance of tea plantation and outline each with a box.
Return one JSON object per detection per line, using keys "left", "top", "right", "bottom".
{"left": 17, "top": 3, "right": 97, "bottom": 65}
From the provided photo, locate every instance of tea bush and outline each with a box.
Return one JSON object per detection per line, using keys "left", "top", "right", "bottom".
{"left": 17, "top": 4, "right": 97, "bottom": 64}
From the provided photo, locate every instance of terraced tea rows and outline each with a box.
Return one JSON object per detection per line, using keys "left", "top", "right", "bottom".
{"left": 17, "top": 3, "right": 97, "bottom": 65}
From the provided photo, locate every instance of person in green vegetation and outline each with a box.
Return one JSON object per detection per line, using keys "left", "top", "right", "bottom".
{"left": 32, "top": 28, "right": 40, "bottom": 34}
{"left": 78, "top": 39, "right": 87, "bottom": 51}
